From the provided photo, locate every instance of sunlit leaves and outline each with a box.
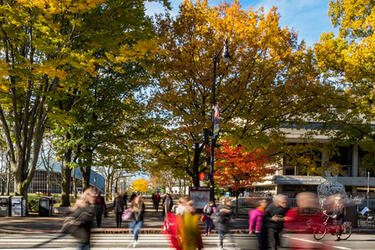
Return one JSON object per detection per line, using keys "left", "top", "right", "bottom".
{"left": 214, "top": 140, "right": 274, "bottom": 191}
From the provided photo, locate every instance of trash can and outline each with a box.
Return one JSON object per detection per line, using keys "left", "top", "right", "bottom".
{"left": 11, "top": 196, "right": 26, "bottom": 216}
{"left": 39, "top": 197, "right": 55, "bottom": 216}
{"left": 0, "top": 196, "right": 11, "bottom": 217}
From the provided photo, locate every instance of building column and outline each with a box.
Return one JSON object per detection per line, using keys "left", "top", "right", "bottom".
{"left": 352, "top": 144, "right": 359, "bottom": 177}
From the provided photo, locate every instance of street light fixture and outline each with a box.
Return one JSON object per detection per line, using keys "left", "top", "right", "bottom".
{"left": 209, "top": 39, "right": 231, "bottom": 202}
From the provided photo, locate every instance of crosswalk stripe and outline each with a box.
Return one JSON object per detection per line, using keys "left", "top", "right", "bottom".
{"left": 0, "top": 234, "right": 237, "bottom": 249}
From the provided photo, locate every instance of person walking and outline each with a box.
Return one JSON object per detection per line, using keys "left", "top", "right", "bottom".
{"left": 249, "top": 199, "right": 268, "bottom": 250}
{"left": 176, "top": 196, "right": 203, "bottom": 250}
{"left": 123, "top": 192, "right": 128, "bottom": 209}
{"left": 203, "top": 201, "right": 216, "bottom": 236}
{"left": 284, "top": 192, "right": 322, "bottom": 249}
{"left": 95, "top": 191, "right": 106, "bottom": 228}
{"left": 114, "top": 192, "right": 125, "bottom": 228}
{"left": 62, "top": 188, "right": 96, "bottom": 250}
{"left": 129, "top": 195, "right": 145, "bottom": 248}
{"left": 162, "top": 193, "right": 173, "bottom": 219}
{"left": 152, "top": 191, "right": 161, "bottom": 212}
{"left": 262, "top": 194, "right": 289, "bottom": 250}
{"left": 216, "top": 197, "right": 233, "bottom": 250}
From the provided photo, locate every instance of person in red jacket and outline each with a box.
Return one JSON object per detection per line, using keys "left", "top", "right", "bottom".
{"left": 285, "top": 192, "right": 326, "bottom": 249}
{"left": 249, "top": 199, "right": 268, "bottom": 250}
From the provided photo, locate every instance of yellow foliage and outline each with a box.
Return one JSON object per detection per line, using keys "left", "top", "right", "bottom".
{"left": 132, "top": 178, "right": 149, "bottom": 193}
{"left": 315, "top": 0, "right": 375, "bottom": 116}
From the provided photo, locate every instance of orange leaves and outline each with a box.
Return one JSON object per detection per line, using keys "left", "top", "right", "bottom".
{"left": 214, "top": 140, "right": 274, "bottom": 191}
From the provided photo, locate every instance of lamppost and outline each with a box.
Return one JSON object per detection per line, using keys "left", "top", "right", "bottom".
{"left": 210, "top": 39, "right": 231, "bottom": 202}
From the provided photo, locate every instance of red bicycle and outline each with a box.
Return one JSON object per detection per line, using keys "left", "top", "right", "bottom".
{"left": 311, "top": 211, "right": 352, "bottom": 241}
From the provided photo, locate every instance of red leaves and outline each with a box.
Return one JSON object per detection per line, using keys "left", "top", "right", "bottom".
{"left": 214, "top": 140, "right": 274, "bottom": 191}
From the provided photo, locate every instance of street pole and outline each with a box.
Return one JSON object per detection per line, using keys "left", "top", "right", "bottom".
{"left": 209, "top": 39, "right": 230, "bottom": 203}
{"left": 367, "top": 171, "right": 370, "bottom": 208}
{"left": 210, "top": 54, "right": 218, "bottom": 202}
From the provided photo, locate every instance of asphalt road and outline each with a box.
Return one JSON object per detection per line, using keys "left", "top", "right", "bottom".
{"left": 0, "top": 233, "right": 373, "bottom": 249}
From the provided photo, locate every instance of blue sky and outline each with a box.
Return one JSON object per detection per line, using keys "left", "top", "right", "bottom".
{"left": 145, "top": 0, "right": 335, "bottom": 46}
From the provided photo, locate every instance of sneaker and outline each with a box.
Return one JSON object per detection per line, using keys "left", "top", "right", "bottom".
{"left": 132, "top": 240, "right": 138, "bottom": 248}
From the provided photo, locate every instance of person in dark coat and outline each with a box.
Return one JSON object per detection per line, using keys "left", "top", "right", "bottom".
{"left": 114, "top": 192, "right": 125, "bottom": 228}
{"left": 62, "top": 188, "right": 96, "bottom": 250}
{"left": 152, "top": 191, "right": 161, "bottom": 212}
{"left": 95, "top": 192, "right": 106, "bottom": 228}
{"left": 122, "top": 192, "right": 128, "bottom": 208}
{"left": 216, "top": 197, "right": 233, "bottom": 250}
{"left": 261, "top": 194, "right": 289, "bottom": 250}
{"left": 129, "top": 195, "right": 145, "bottom": 247}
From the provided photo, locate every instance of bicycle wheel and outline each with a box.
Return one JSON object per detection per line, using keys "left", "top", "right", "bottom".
{"left": 339, "top": 222, "right": 352, "bottom": 240}
{"left": 313, "top": 224, "right": 327, "bottom": 240}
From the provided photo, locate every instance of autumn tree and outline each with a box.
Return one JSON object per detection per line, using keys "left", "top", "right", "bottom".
{"left": 132, "top": 178, "right": 149, "bottom": 193}
{"left": 215, "top": 140, "right": 274, "bottom": 213}
{"left": 314, "top": 0, "right": 375, "bottom": 173}
{"left": 151, "top": 0, "right": 332, "bottom": 187}
{"left": 0, "top": 0, "right": 109, "bottom": 197}
{"left": 47, "top": 0, "right": 164, "bottom": 206}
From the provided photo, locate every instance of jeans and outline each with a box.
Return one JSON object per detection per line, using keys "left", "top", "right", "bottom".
{"left": 76, "top": 242, "right": 90, "bottom": 250}
{"left": 130, "top": 221, "right": 143, "bottom": 241}
{"left": 219, "top": 232, "right": 225, "bottom": 248}
{"left": 205, "top": 217, "right": 213, "bottom": 233}
{"left": 116, "top": 212, "right": 122, "bottom": 228}
{"left": 96, "top": 209, "right": 103, "bottom": 228}
{"left": 268, "top": 229, "right": 281, "bottom": 250}
{"left": 255, "top": 232, "right": 263, "bottom": 250}
{"left": 153, "top": 202, "right": 159, "bottom": 212}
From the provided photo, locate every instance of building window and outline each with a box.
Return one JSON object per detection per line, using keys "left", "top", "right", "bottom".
{"left": 331, "top": 146, "right": 352, "bottom": 177}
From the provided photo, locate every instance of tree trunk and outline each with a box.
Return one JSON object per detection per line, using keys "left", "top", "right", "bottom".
{"left": 109, "top": 174, "right": 114, "bottom": 198}
{"left": 81, "top": 165, "right": 91, "bottom": 191}
{"left": 6, "top": 160, "right": 10, "bottom": 195}
{"left": 81, "top": 149, "right": 93, "bottom": 191}
{"left": 46, "top": 167, "right": 51, "bottom": 196}
{"left": 61, "top": 148, "right": 72, "bottom": 207}
{"left": 114, "top": 177, "right": 118, "bottom": 193}
{"left": 235, "top": 190, "right": 239, "bottom": 215}
{"left": 73, "top": 167, "right": 77, "bottom": 199}
{"left": 105, "top": 172, "right": 111, "bottom": 200}
{"left": 192, "top": 143, "right": 203, "bottom": 187}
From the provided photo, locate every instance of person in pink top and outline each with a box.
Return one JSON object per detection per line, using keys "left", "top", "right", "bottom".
{"left": 249, "top": 199, "right": 268, "bottom": 250}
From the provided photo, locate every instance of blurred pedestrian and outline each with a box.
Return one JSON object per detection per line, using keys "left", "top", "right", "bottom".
{"left": 162, "top": 193, "right": 174, "bottom": 219}
{"left": 249, "top": 199, "right": 268, "bottom": 250}
{"left": 152, "top": 191, "right": 161, "bottom": 212}
{"left": 262, "top": 194, "right": 289, "bottom": 250}
{"left": 203, "top": 200, "right": 216, "bottom": 236}
{"left": 123, "top": 192, "right": 128, "bottom": 209}
{"left": 176, "top": 196, "right": 203, "bottom": 250}
{"left": 284, "top": 192, "right": 323, "bottom": 249}
{"left": 216, "top": 197, "right": 233, "bottom": 250}
{"left": 129, "top": 195, "right": 145, "bottom": 247}
{"left": 114, "top": 192, "right": 125, "bottom": 228}
{"left": 62, "top": 188, "right": 96, "bottom": 250}
{"left": 95, "top": 191, "right": 106, "bottom": 228}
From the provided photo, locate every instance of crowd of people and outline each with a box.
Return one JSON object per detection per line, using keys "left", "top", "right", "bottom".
{"left": 249, "top": 192, "right": 345, "bottom": 250}
{"left": 61, "top": 189, "right": 346, "bottom": 250}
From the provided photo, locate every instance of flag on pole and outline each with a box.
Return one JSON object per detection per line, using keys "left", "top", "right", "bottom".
{"left": 213, "top": 104, "right": 220, "bottom": 138}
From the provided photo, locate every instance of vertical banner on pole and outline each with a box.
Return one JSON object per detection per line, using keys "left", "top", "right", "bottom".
{"left": 213, "top": 104, "right": 220, "bottom": 138}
